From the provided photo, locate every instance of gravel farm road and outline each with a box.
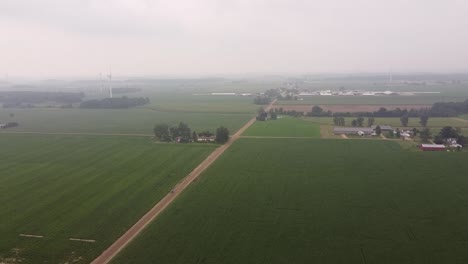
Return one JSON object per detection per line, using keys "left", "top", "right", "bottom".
{"left": 90, "top": 99, "right": 276, "bottom": 264}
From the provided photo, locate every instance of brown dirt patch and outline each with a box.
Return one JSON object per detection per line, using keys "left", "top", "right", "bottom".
{"left": 274, "top": 104, "right": 431, "bottom": 113}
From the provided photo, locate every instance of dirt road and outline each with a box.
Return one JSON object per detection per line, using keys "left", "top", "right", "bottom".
{"left": 451, "top": 117, "right": 468, "bottom": 124}
{"left": 91, "top": 100, "right": 276, "bottom": 264}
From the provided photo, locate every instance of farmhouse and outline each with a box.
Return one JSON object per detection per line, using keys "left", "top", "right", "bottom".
{"left": 197, "top": 136, "right": 215, "bottom": 142}
{"left": 0, "top": 123, "right": 6, "bottom": 129}
{"left": 420, "top": 144, "right": 446, "bottom": 151}
{"left": 333, "top": 127, "right": 374, "bottom": 135}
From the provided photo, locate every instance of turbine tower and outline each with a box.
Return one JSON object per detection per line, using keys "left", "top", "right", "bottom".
{"left": 107, "top": 67, "right": 113, "bottom": 98}
{"left": 99, "top": 73, "right": 103, "bottom": 94}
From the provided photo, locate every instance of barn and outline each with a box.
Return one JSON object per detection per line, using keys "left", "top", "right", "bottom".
{"left": 371, "top": 125, "right": 393, "bottom": 131}
{"left": 419, "top": 144, "right": 446, "bottom": 151}
{"left": 333, "top": 127, "right": 374, "bottom": 135}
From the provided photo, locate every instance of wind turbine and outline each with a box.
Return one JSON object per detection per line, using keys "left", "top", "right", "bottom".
{"left": 99, "top": 72, "right": 103, "bottom": 94}
{"left": 107, "top": 67, "right": 113, "bottom": 98}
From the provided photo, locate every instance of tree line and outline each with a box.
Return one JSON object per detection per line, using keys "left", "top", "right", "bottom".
{"left": 1, "top": 91, "right": 84, "bottom": 107}
{"left": 272, "top": 99, "right": 468, "bottom": 118}
{"left": 112, "top": 87, "right": 143, "bottom": 94}
{"left": 80, "top": 97, "right": 150, "bottom": 109}
{"left": 256, "top": 107, "right": 278, "bottom": 121}
{"left": 418, "top": 126, "right": 467, "bottom": 146}
{"left": 153, "top": 122, "right": 230, "bottom": 144}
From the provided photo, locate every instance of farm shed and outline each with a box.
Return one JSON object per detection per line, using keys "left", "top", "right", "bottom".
{"left": 333, "top": 127, "right": 374, "bottom": 135}
{"left": 420, "top": 144, "right": 446, "bottom": 151}
{"left": 371, "top": 125, "right": 393, "bottom": 131}
{"left": 197, "top": 136, "right": 215, "bottom": 142}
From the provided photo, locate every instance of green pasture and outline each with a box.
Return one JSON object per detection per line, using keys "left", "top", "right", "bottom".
{"left": 114, "top": 138, "right": 468, "bottom": 264}
{"left": 242, "top": 116, "right": 320, "bottom": 137}
{"left": 0, "top": 108, "right": 253, "bottom": 135}
{"left": 0, "top": 134, "right": 215, "bottom": 263}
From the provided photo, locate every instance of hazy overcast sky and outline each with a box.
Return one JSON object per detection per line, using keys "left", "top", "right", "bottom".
{"left": 1, "top": 0, "right": 467, "bottom": 78}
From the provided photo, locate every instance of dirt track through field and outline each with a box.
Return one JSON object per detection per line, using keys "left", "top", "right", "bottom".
{"left": 451, "top": 117, "right": 468, "bottom": 124}
{"left": 90, "top": 100, "right": 276, "bottom": 264}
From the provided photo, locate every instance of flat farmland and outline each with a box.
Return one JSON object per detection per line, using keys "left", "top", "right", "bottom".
{"left": 0, "top": 108, "right": 253, "bottom": 135}
{"left": 114, "top": 139, "right": 468, "bottom": 264}
{"left": 0, "top": 134, "right": 216, "bottom": 263}
{"left": 242, "top": 116, "right": 320, "bottom": 137}
{"left": 143, "top": 93, "right": 257, "bottom": 114}
{"left": 460, "top": 115, "right": 468, "bottom": 121}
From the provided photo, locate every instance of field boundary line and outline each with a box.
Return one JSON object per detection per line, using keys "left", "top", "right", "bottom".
{"left": 90, "top": 99, "right": 276, "bottom": 264}
{"left": 0, "top": 131, "right": 153, "bottom": 137}
{"left": 240, "top": 136, "right": 318, "bottom": 139}
{"left": 19, "top": 234, "right": 44, "bottom": 238}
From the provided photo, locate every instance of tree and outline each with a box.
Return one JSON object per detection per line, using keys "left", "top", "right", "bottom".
{"left": 256, "top": 107, "right": 268, "bottom": 121}
{"left": 192, "top": 131, "right": 198, "bottom": 142}
{"left": 270, "top": 112, "right": 278, "bottom": 120}
{"left": 311, "top": 105, "right": 323, "bottom": 116}
{"left": 395, "top": 128, "right": 401, "bottom": 138}
{"left": 419, "top": 128, "right": 432, "bottom": 142}
{"left": 375, "top": 125, "right": 382, "bottom": 135}
{"left": 153, "top": 123, "right": 171, "bottom": 141}
{"left": 351, "top": 120, "right": 357, "bottom": 127}
{"left": 215, "top": 126, "right": 229, "bottom": 144}
{"left": 333, "top": 117, "right": 340, "bottom": 126}
{"left": 400, "top": 114, "right": 409, "bottom": 127}
{"left": 177, "top": 122, "right": 191, "bottom": 142}
{"left": 412, "top": 128, "right": 419, "bottom": 137}
{"left": 367, "top": 117, "right": 375, "bottom": 127}
{"left": 439, "top": 126, "right": 459, "bottom": 139}
{"left": 420, "top": 115, "right": 429, "bottom": 127}
{"left": 458, "top": 135, "right": 467, "bottom": 147}
{"left": 356, "top": 117, "right": 364, "bottom": 127}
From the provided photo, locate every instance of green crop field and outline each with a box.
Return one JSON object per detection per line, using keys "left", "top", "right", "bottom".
{"left": 242, "top": 116, "right": 321, "bottom": 137}
{"left": 0, "top": 108, "right": 253, "bottom": 135}
{"left": 114, "top": 138, "right": 468, "bottom": 264}
{"left": 460, "top": 115, "right": 468, "bottom": 121}
{"left": 0, "top": 134, "right": 216, "bottom": 263}
{"left": 142, "top": 94, "right": 257, "bottom": 114}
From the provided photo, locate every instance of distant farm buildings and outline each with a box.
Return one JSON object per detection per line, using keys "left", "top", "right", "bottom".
{"left": 333, "top": 127, "right": 374, "bottom": 135}
{"left": 371, "top": 125, "right": 393, "bottom": 132}
{"left": 197, "top": 136, "right": 215, "bottom": 143}
{"left": 419, "top": 144, "right": 446, "bottom": 151}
